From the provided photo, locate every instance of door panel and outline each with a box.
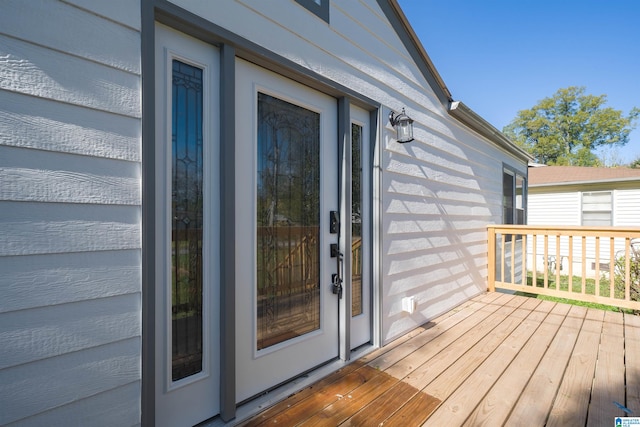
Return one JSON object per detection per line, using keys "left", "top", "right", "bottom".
{"left": 236, "top": 59, "right": 339, "bottom": 403}
{"left": 155, "top": 24, "right": 220, "bottom": 427}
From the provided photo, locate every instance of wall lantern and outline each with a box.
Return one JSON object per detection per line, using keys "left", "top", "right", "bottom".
{"left": 389, "top": 108, "right": 414, "bottom": 143}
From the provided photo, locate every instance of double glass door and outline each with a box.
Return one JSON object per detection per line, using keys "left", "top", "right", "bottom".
{"left": 155, "top": 25, "right": 372, "bottom": 422}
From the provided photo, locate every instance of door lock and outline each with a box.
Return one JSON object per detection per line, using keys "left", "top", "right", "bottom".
{"left": 329, "top": 210, "right": 339, "bottom": 234}
{"left": 331, "top": 273, "right": 343, "bottom": 299}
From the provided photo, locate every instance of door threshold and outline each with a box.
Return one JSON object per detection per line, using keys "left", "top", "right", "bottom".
{"left": 198, "top": 344, "right": 376, "bottom": 427}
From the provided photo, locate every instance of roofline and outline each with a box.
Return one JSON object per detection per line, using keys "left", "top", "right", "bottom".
{"left": 379, "top": 0, "right": 452, "bottom": 105}
{"left": 530, "top": 176, "right": 640, "bottom": 188}
{"left": 381, "top": 1, "right": 532, "bottom": 163}
{"left": 449, "top": 101, "right": 534, "bottom": 162}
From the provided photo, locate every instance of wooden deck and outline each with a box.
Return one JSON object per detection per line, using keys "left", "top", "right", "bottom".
{"left": 236, "top": 292, "right": 640, "bottom": 426}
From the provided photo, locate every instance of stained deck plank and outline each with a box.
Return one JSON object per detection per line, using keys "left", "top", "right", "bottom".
{"left": 234, "top": 294, "right": 637, "bottom": 427}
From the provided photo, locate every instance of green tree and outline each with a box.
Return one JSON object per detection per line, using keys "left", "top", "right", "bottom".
{"left": 503, "top": 86, "right": 639, "bottom": 166}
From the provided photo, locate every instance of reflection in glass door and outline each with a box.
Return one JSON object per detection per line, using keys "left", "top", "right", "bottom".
{"left": 349, "top": 106, "right": 371, "bottom": 349}
{"left": 171, "top": 59, "right": 204, "bottom": 381}
{"left": 256, "top": 93, "right": 321, "bottom": 350}
{"left": 351, "top": 123, "right": 363, "bottom": 317}
{"left": 235, "top": 59, "right": 338, "bottom": 403}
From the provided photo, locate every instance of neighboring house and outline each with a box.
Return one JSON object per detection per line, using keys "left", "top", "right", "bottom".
{"left": 0, "top": 1, "right": 530, "bottom": 426}
{"left": 527, "top": 165, "right": 640, "bottom": 274}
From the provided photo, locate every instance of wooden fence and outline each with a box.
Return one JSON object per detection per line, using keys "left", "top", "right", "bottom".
{"left": 487, "top": 225, "right": 640, "bottom": 310}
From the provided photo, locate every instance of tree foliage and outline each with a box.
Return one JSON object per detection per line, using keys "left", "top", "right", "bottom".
{"left": 503, "top": 86, "right": 639, "bottom": 166}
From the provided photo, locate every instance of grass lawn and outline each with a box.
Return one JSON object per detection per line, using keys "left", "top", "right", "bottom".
{"left": 514, "top": 272, "right": 636, "bottom": 314}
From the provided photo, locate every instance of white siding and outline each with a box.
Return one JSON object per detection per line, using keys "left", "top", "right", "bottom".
{"left": 527, "top": 187, "right": 640, "bottom": 277}
{"left": 0, "top": 0, "right": 141, "bottom": 425}
{"left": 528, "top": 191, "right": 581, "bottom": 226}
{"left": 614, "top": 188, "right": 640, "bottom": 227}
{"left": 168, "top": 0, "right": 528, "bottom": 343}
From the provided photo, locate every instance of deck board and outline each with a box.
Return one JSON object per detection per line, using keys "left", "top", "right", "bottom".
{"left": 505, "top": 305, "right": 586, "bottom": 425}
{"left": 587, "top": 310, "right": 626, "bottom": 426}
{"left": 625, "top": 314, "right": 640, "bottom": 415}
{"left": 424, "top": 298, "right": 549, "bottom": 426}
{"left": 546, "top": 308, "right": 603, "bottom": 427}
{"left": 234, "top": 293, "right": 638, "bottom": 427}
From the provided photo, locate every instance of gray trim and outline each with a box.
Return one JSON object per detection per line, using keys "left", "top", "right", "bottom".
{"left": 219, "top": 43, "right": 237, "bottom": 422}
{"left": 338, "top": 97, "right": 351, "bottom": 361}
{"left": 371, "top": 108, "right": 383, "bottom": 349}
{"left": 450, "top": 101, "right": 533, "bottom": 163}
{"left": 376, "top": 0, "right": 452, "bottom": 107}
{"left": 145, "top": 1, "right": 386, "bottom": 421}
{"left": 154, "top": 1, "right": 377, "bottom": 111}
{"left": 368, "top": 108, "right": 380, "bottom": 349}
{"left": 295, "top": 0, "right": 329, "bottom": 23}
{"left": 502, "top": 163, "right": 528, "bottom": 225}
{"left": 140, "top": 0, "right": 156, "bottom": 425}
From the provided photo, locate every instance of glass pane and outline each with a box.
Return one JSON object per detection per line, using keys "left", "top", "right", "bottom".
{"left": 351, "top": 123, "right": 363, "bottom": 317}
{"left": 503, "top": 171, "right": 514, "bottom": 224}
{"left": 515, "top": 174, "right": 525, "bottom": 225}
{"left": 171, "top": 60, "right": 204, "bottom": 381}
{"left": 256, "top": 92, "right": 321, "bottom": 350}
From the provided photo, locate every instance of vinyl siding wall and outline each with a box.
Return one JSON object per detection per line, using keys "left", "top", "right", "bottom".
{"left": 527, "top": 186, "right": 640, "bottom": 275}
{"left": 167, "top": 0, "right": 528, "bottom": 344}
{"left": 0, "top": 1, "right": 142, "bottom": 425}
{"left": 614, "top": 188, "right": 640, "bottom": 226}
{"left": 528, "top": 191, "right": 581, "bottom": 226}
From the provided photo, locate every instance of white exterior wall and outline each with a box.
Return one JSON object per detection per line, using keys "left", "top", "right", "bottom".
{"left": 528, "top": 191, "right": 581, "bottom": 226}
{"left": 614, "top": 188, "right": 640, "bottom": 226}
{"left": 0, "top": 1, "right": 142, "bottom": 425}
{"left": 168, "top": 0, "right": 528, "bottom": 343}
{"left": 528, "top": 186, "right": 640, "bottom": 277}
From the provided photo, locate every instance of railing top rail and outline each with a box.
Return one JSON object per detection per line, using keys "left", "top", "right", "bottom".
{"left": 487, "top": 224, "right": 640, "bottom": 237}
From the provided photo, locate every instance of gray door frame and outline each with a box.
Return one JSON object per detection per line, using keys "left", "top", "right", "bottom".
{"left": 141, "top": 1, "right": 380, "bottom": 423}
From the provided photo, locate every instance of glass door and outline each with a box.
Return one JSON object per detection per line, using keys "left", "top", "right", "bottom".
{"left": 154, "top": 24, "right": 220, "bottom": 427}
{"left": 235, "top": 59, "right": 339, "bottom": 403}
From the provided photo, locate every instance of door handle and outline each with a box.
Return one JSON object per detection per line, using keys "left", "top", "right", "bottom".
{"left": 331, "top": 273, "right": 343, "bottom": 299}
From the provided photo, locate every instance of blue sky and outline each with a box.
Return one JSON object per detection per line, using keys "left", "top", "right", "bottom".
{"left": 396, "top": 0, "right": 640, "bottom": 165}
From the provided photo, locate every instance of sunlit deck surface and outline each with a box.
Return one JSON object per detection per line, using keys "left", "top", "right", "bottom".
{"left": 234, "top": 292, "right": 640, "bottom": 426}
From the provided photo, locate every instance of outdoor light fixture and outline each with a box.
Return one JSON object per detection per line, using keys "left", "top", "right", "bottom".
{"left": 389, "top": 108, "right": 414, "bottom": 143}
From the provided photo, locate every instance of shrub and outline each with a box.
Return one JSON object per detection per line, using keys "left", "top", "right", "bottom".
{"left": 614, "top": 243, "right": 640, "bottom": 301}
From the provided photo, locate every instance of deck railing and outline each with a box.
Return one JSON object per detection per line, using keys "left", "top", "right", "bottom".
{"left": 487, "top": 225, "right": 640, "bottom": 310}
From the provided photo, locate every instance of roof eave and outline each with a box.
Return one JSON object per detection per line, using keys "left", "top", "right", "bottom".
{"left": 530, "top": 176, "right": 640, "bottom": 188}
{"left": 381, "top": 0, "right": 452, "bottom": 105}
{"left": 383, "top": 1, "right": 531, "bottom": 163}
{"left": 449, "top": 101, "right": 533, "bottom": 162}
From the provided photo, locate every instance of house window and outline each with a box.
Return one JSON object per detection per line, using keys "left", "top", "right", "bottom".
{"left": 503, "top": 167, "right": 526, "bottom": 225}
{"left": 582, "top": 191, "right": 612, "bottom": 226}
{"left": 295, "top": 0, "right": 329, "bottom": 23}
